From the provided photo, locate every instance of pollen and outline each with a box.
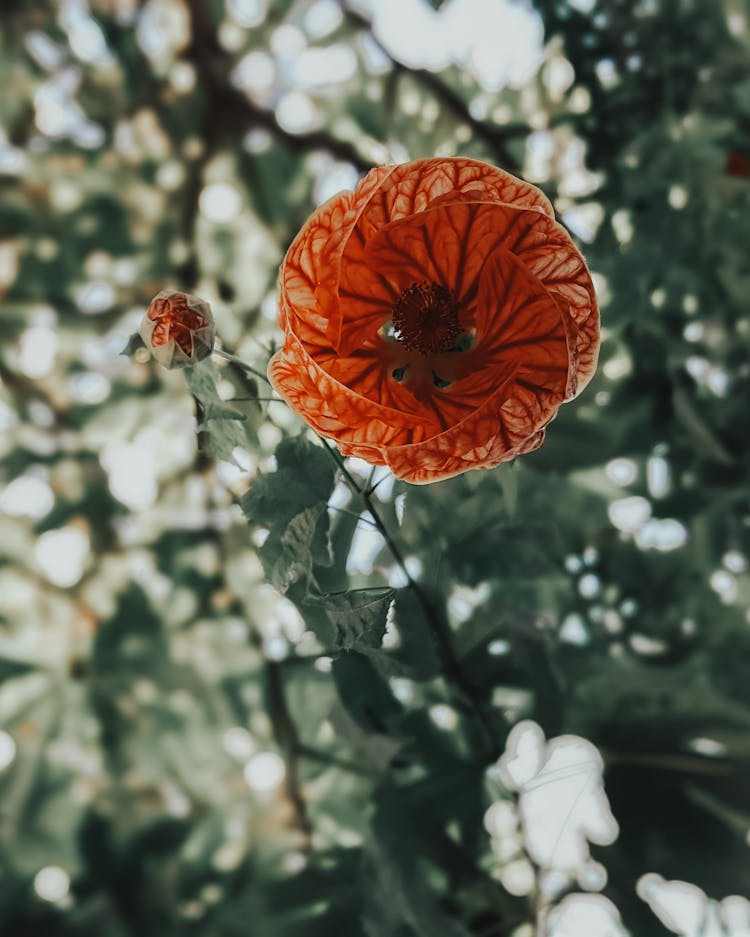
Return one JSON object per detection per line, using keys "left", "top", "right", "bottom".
{"left": 392, "top": 281, "right": 463, "bottom": 354}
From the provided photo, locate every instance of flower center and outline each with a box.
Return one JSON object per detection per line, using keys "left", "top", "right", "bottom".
{"left": 392, "top": 281, "right": 462, "bottom": 354}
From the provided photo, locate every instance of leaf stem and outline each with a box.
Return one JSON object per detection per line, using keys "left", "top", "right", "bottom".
{"left": 297, "top": 744, "right": 375, "bottom": 777}
{"left": 212, "top": 348, "right": 271, "bottom": 384}
{"left": 607, "top": 752, "right": 733, "bottom": 776}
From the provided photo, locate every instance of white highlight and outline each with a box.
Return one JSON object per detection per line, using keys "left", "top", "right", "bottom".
{"left": 647, "top": 455, "right": 671, "bottom": 498}
{"left": 484, "top": 800, "right": 518, "bottom": 837}
{"left": 35, "top": 526, "right": 90, "bottom": 588}
{"left": 428, "top": 703, "right": 458, "bottom": 731}
{"left": 501, "top": 858, "right": 536, "bottom": 896}
{"left": 608, "top": 496, "right": 651, "bottom": 534}
{"left": 100, "top": 442, "right": 158, "bottom": 511}
{"left": 0, "top": 731, "right": 16, "bottom": 771}
{"left": 710, "top": 569, "right": 737, "bottom": 604}
{"left": 227, "top": 0, "right": 267, "bottom": 27}
{"left": 232, "top": 51, "right": 276, "bottom": 100}
{"left": 605, "top": 458, "right": 637, "bottom": 487}
{"left": 635, "top": 518, "right": 688, "bottom": 552}
{"left": 34, "top": 866, "right": 71, "bottom": 903}
{"left": 18, "top": 326, "right": 58, "bottom": 378}
{"left": 498, "top": 721, "right": 618, "bottom": 870}
{"left": 1, "top": 474, "right": 55, "bottom": 519}
{"left": 360, "top": 0, "right": 544, "bottom": 91}
{"left": 637, "top": 874, "right": 709, "bottom": 937}
{"left": 275, "top": 91, "right": 321, "bottom": 133}
{"left": 223, "top": 727, "right": 255, "bottom": 761}
{"left": 304, "top": 0, "right": 343, "bottom": 38}
{"left": 244, "top": 751, "right": 285, "bottom": 792}
{"left": 292, "top": 45, "right": 358, "bottom": 88}
{"left": 77, "top": 280, "right": 116, "bottom": 315}
{"left": 314, "top": 162, "right": 361, "bottom": 206}
{"left": 578, "top": 573, "right": 601, "bottom": 599}
{"left": 199, "top": 183, "right": 242, "bottom": 224}
{"left": 560, "top": 613, "right": 589, "bottom": 646}
{"left": 546, "top": 893, "right": 626, "bottom": 937}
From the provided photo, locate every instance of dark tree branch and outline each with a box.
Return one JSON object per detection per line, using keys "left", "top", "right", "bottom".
{"left": 339, "top": 1, "right": 528, "bottom": 173}
{"left": 182, "top": 0, "right": 372, "bottom": 173}
{"left": 265, "top": 659, "right": 314, "bottom": 843}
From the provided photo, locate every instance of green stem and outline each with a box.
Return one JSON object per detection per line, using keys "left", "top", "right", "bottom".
{"left": 320, "top": 439, "right": 500, "bottom": 760}
{"left": 297, "top": 744, "right": 375, "bottom": 777}
{"left": 212, "top": 348, "right": 271, "bottom": 384}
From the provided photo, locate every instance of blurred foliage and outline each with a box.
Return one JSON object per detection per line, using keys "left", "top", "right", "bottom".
{"left": 1, "top": 0, "right": 750, "bottom": 935}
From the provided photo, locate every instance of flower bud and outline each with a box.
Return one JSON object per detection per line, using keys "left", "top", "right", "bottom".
{"left": 140, "top": 289, "right": 215, "bottom": 369}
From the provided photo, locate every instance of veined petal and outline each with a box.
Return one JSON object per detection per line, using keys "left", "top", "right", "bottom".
{"left": 268, "top": 331, "right": 440, "bottom": 449}
{"left": 272, "top": 157, "right": 599, "bottom": 484}
{"left": 332, "top": 159, "right": 557, "bottom": 356}
{"left": 471, "top": 248, "right": 576, "bottom": 398}
{"left": 499, "top": 211, "right": 599, "bottom": 392}
{"left": 356, "top": 157, "right": 555, "bottom": 231}
{"left": 381, "top": 359, "right": 559, "bottom": 483}
{"left": 280, "top": 165, "right": 397, "bottom": 347}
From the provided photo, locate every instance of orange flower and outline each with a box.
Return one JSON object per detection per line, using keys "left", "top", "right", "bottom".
{"left": 140, "top": 290, "right": 215, "bottom": 369}
{"left": 269, "top": 158, "right": 599, "bottom": 484}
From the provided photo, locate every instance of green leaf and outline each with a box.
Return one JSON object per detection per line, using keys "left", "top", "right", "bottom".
{"left": 184, "top": 360, "right": 249, "bottom": 463}
{"left": 332, "top": 653, "right": 403, "bottom": 733}
{"left": 497, "top": 463, "right": 519, "bottom": 518}
{"left": 0, "top": 657, "right": 36, "bottom": 683}
{"left": 310, "top": 587, "right": 394, "bottom": 655}
{"left": 326, "top": 704, "right": 403, "bottom": 773}
{"left": 385, "top": 588, "right": 442, "bottom": 680}
{"left": 241, "top": 435, "right": 335, "bottom": 527}
{"left": 120, "top": 331, "right": 145, "bottom": 358}
{"left": 362, "top": 839, "right": 473, "bottom": 937}
{"left": 242, "top": 436, "right": 337, "bottom": 594}
{"left": 261, "top": 504, "right": 330, "bottom": 592}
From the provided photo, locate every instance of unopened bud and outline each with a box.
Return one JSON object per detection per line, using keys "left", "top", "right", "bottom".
{"left": 140, "top": 289, "right": 215, "bottom": 369}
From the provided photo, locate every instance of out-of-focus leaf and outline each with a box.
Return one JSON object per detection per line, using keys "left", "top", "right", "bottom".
{"left": 672, "top": 385, "right": 735, "bottom": 465}
{"left": 332, "top": 652, "right": 403, "bottom": 734}
{"left": 362, "top": 839, "right": 473, "bottom": 937}
{"left": 0, "top": 657, "right": 36, "bottom": 683}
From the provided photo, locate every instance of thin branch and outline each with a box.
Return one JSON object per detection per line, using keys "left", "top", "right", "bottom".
{"left": 182, "top": 0, "right": 372, "bottom": 173}
{"left": 320, "top": 439, "right": 501, "bottom": 760}
{"left": 340, "top": 2, "right": 528, "bottom": 173}
{"left": 266, "top": 660, "right": 314, "bottom": 844}
{"left": 607, "top": 752, "right": 734, "bottom": 777}
{"left": 212, "top": 348, "right": 271, "bottom": 384}
{"left": 297, "top": 743, "right": 374, "bottom": 777}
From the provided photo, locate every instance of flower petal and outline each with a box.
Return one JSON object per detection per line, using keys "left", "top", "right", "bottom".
{"left": 356, "top": 157, "right": 555, "bottom": 231}
{"left": 378, "top": 253, "right": 569, "bottom": 483}
{"left": 380, "top": 360, "right": 562, "bottom": 484}
{"left": 331, "top": 158, "right": 557, "bottom": 356}
{"left": 268, "top": 331, "right": 439, "bottom": 449}
{"left": 340, "top": 198, "right": 592, "bottom": 391}
{"left": 280, "top": 165, "right": 397, "bottom": 350}
{"left": 471, "top": 247, "right": 576, "bottom": 398}
{"left": 274, "top": 157, "right": 599, "bottom": 483}
{"left": 503, "top": 214, "right": 599, "bottom": 393}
